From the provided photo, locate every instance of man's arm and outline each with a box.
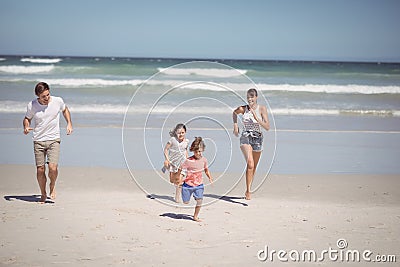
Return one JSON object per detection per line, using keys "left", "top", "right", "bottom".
{"left": 23, "top": 117, "right": 33, "bottom": 135}
{"left": 62, "top": 106, "right": 73, "bottom": 135}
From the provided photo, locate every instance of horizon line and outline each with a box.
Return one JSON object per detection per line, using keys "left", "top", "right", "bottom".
{"left": 1, "top": 54, "right": 399, "bottom": 65}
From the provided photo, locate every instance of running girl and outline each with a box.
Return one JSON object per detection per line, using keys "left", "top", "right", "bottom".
{"left": 163, "top": 123, "right": 189, "bottom": 202}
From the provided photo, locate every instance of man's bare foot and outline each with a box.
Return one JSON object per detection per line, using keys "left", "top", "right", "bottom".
{"left": 50, "top": 189, "right": 56, "bottom": 200}
{"left": 49, "top": 182, "right": 56, "bottom": 200}
{"left": 39, "top": 194, "right": 47, "bottom": 204}
{"left": 245, "top": 191, "right": 251, "bottom": 200}
{"left": 193, "top": 216, "right": 202, "bottom": 222}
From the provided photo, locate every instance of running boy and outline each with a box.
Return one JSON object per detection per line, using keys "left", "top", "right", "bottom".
{"left": 180, "top": 137, "right": 213, "bottom": 222}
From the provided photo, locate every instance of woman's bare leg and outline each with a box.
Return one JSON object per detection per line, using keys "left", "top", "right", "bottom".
{"left": 252, "top": 150, "right": 262, "bottom": 177}
{"left": 240, "top": 144, "right": 254, "bottom": 200}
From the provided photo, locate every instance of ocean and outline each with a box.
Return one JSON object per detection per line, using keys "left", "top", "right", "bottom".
{"left": 1, "top": 56, "right": 400, "bottom": 176}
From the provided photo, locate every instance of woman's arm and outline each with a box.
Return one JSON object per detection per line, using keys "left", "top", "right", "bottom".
{"left": 251, "top": 105, "right": 270, "bottom": 131}
{"left": 232, "top": 106, "right": 244, "bottom": 137}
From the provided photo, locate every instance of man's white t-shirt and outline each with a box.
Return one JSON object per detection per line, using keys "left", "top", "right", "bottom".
{"left": 25, "top": 96, "right": 66, "bottom": 141}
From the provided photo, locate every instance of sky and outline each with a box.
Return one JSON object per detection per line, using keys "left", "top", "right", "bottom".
{"left": 0, "top": 0, "right": 399, "bottom": 62}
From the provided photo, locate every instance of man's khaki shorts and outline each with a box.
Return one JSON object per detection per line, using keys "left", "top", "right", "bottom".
{"left": 33, "top": 139, "right": 61, "bottom": 166}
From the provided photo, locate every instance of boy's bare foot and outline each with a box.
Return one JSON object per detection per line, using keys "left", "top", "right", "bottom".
{"left": 245, "top": 191, "right": 251, "bottom": 200}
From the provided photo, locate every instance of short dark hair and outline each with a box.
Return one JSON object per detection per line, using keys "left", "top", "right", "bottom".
{"left": 190, "top": 137, "right": 205, "bottom": 152}
{"left": 35, "top": 82, "right": 50, "bottom": 96}
{"left": 247, "top": 88, "right": 258, "bottom": 97}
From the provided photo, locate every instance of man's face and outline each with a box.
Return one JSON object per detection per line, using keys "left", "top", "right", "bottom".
{"left": 38, "top": 90, "right": 50, "bottom": 105}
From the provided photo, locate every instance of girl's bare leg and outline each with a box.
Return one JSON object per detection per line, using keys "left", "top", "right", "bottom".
{"left": 171, "top": 170, "right": 182, "bottom": 203}
{"left": 175, "top": 184, "right": 182, "bottom": 203}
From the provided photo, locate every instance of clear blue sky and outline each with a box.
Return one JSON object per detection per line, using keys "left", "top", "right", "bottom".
{"left": 1, "top": 0, "right": 399, "bottom": 62}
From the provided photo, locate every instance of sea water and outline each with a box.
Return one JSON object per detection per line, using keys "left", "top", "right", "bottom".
{"left": 1, "top": 56, "right": 400, "bottom": 174}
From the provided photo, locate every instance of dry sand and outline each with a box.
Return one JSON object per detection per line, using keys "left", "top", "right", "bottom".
{"left": 1, "top": 164, "right": 399, "bottom": 266}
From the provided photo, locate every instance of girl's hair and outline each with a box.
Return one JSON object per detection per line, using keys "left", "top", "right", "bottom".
{"left": 190, "top": 137, "right": 205, "bottom": 152}
{"left": 35, "top": 82, "right": 50, "bottom": 96}
{"left": 247, "top": 88, "right": 258, "bottom": 97}
{"left": 169, "top": 123, "right": 186, "bottom": 137}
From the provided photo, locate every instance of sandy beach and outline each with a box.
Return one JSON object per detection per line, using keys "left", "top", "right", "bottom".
{"left": 1, "top": 56, "right": 400, "bottom": 266}
{"left": 1, "top": 164, "right": 399, "bottom": 266}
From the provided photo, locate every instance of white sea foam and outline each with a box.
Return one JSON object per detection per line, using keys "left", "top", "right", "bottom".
{"left": 21, "top": 58, "right": 62, "bottom": 64}
{"left": 1, "top": 101, "right": 398, "bottom": 117}
{"left": 70, "top": 104, "right": 127, "bottom": 114}
{"left": 271, "top": 108, "right": 400, "bottom": 116}
{"left": 157, "top": 67, "right": 247, "bottom": 77}
{"left": 175, "top": 82, "right": 400, "bottom": 94}
{"left": 1, "top": 75, "right": 399, "bottom": 95}
{"left": 0, "top": 101, "right": 129, "bottom": 114}
{"left": 152, "top": 107, "right": 360, "bottom": 120}
{"left": 0, "top": 101, "right": 26, "bottom": 113}
{"left": 31, "top": 78, "right": 248, "bottom": 90}
{"left": 271, "top": 108, "right": 339, "bottom": 116}
{"left": 39, "top": 78, "right": 400, "bottom": 94}
{"left": 256, "top": 83, "right": 400, "bottom": 94}
{"left": 0, "top": 65, "right": 55, "bottom": 74}
{"left": 0, "top": 58, "right": 6, "bottom": 61}
{"left": 44, "top": 78, "right": 144, "bottom": 87}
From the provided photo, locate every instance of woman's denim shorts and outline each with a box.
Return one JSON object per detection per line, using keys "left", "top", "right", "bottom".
{"left": 240, "top": 131, "right": 263, "bottom": 152}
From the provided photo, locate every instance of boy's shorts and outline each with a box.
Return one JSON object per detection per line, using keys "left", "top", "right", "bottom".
{"left": 33, "top": 139, "right": 61, "bottom": 166}
{"left": 182, "top": 183, "right": 204, "bottom": 202}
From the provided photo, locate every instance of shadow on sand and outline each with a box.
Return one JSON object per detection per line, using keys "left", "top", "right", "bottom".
{"left": 204, "top": 194, "right": 248, "bottom": 206}
{"left": 4, "top": 195, "right": 54, "bottom": 204}
{"left": 159, "top": 213, "right": 194, "bottom": 221}
{"left": 146, "top": 194, "right": 175, "bottom": 202}
{"left": 147, "top": 193, "right": 248, "bottom": 206}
